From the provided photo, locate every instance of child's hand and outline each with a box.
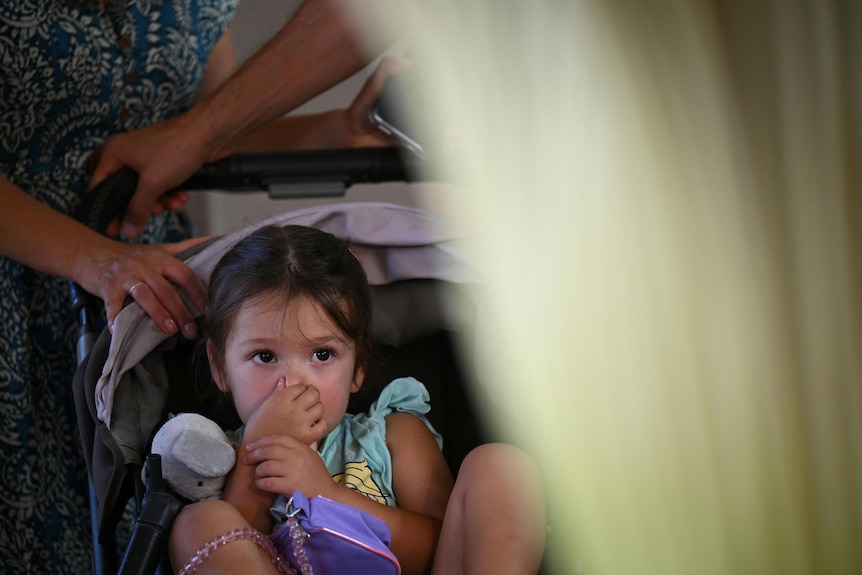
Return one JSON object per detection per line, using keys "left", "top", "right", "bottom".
{"left": 243, "top": 379, "right": 327, "bottom": 446}
{"left": 243, "top": 434, "right": 335, "bottom": 498}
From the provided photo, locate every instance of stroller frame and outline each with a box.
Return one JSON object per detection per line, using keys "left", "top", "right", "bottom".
{"left": 72, "top": 148, "right": 487, "bottom": 575}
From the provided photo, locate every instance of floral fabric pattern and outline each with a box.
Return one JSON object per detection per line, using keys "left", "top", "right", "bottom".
{"left": 0, "top": 1, "right": 237, "bottom": 572}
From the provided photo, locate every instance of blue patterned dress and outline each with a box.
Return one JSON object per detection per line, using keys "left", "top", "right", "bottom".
{"left": 0, "top": 1, "right": 237, "bottom": 572}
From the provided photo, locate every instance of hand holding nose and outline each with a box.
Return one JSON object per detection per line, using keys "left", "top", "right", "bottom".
{"left": 244, "top": 378, "right": 326, "bottom": 446}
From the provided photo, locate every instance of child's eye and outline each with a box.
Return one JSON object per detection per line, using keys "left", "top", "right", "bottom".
{"left": 253, "top": 351, "right": 276, "bottom": 364}
{"left": 312, "top": 349, "right": 333, "bottom": 363}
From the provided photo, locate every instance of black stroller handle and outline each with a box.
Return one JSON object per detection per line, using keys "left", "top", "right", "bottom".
{"left": 75, "top": 167, "right": 140, "bottom": 234}
{"left": 184, "top": 146, "right": 418, "bottom": 190}
{"left": 75, "top": 147, "right": 418, "bottom": 233}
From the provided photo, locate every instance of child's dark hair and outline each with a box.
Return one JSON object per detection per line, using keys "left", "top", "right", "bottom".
{"left": 193, "top": 224, "right": 378, "bottom": 414}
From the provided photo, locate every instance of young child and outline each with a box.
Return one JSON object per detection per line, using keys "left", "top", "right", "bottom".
{"left": 169, "top": 224, "right": 546, "bottom": 575}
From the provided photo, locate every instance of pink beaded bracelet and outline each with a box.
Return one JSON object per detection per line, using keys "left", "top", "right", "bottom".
{"left": 178, "top": 527, "right": 295, "bottom": 575}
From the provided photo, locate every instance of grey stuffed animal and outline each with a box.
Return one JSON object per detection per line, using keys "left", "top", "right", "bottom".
{"left": 148, "top": 412, "right": 237, "bottom": 501}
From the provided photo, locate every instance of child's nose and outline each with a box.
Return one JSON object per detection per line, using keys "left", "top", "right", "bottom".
{"left": 280, "top": 367, "right": 306, "bottom": 387}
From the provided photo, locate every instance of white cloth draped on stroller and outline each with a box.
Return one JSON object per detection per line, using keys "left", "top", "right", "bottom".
{"left": 96, "top": 201, "right": 477, "bottom": 429}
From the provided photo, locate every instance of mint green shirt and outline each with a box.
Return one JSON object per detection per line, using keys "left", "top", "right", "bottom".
{"left": 318, "top": 377, "right": 442, "bottom": 507}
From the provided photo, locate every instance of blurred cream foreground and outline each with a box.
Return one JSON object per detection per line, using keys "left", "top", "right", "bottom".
{"left": 349, "top": 1, "right": 862, "bottom": 574}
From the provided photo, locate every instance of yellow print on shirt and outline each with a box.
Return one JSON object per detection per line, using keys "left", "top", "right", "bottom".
{"left": 332, "top": 460, "right": 388, "bottom": 504}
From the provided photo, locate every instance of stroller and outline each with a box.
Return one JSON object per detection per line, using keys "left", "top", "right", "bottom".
{"left": 72, "top": 148, "right": 488, "bottom": 575}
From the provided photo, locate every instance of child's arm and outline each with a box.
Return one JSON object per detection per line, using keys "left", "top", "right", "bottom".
{"left": 221, "top": 438, "right": 280, "bottom": 533}
{"left": 222, "top": 381, "right": 327, "bottom": 532}
{"left": 384, "top": 411, "right": 455, "bottom": 575}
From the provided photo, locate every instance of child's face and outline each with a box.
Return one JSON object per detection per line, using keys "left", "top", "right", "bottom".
{"left": 209, "top": 292, "right": 363, "bottom": 431}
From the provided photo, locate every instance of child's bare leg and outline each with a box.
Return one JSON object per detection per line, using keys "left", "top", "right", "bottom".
{"left": 433, "top": 443, "right": 547, "bottom": 575}
{"left": 169, "top": 499, "right": 282, "bottom": 575}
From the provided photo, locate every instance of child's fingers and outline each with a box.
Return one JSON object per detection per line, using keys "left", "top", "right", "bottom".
{"left": 292, "top": 383, "right": 321, "bottom": 406}
{"left": 250, "top": 454, "right": 291, "bottom": 478}
{"left": 272, "top": 382, "right": 320, "bottom": 405}
{"left": 246, "top": 443, "right": 330, "bottom": 495}
{"left": 243, "top": 437, "right": 310, "bottom": 469}
{"left": 245, "top": 433, "right": 296, "bottom": 453}
{"left": 269, "top": 384, "right": 324, "bottom": 419}
{"left": 245, "top": 411, "right": 326, "bottom": 453}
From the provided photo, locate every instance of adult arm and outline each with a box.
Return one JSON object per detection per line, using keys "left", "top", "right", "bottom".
{"left": 235, "top": 55, "right": 409, "bottom": 152}
{"left": 90, "top": 0, "right": 384, "bottom": 239}
{"left": 0, "top": 26, "right": 236, "bottom": 334}
{"left": 0, "top": 176, "right": 207, "bottom": 337}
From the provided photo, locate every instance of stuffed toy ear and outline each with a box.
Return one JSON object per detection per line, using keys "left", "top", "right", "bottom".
{"left": 171, "top": 428, "right": 237, "bottom": 477}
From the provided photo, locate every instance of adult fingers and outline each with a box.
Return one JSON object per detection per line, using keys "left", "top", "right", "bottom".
{"left": 122, "top": 273, "right": 196, "bottom": 339}
{"left": 103, "top": 243, "right": 207, "bottom": 338}
{"left": 118, "top": 126, "right": 209, "bottom": 238}
{"left": 120, "top": 174, "right": 165, "bottom": 239}
{"left": 87, "top": 144, "right": 124, "bottom": 190}
{"left": 356, "top": 56, "right": 413, "bottom": 111}
{"left": 160, "top": 238, "right": 210, "bottom": 313}
{"left": 87, "top": 137, "right": 159, "bottom": 239}
{"left": 161, "top": 235, "right": 215, "bottom": 256}
{"left": 96, "top": 199, "right": 173, "bottom": 240}
{"left": 158, "top": 190, "right": 190, "bottom": 213}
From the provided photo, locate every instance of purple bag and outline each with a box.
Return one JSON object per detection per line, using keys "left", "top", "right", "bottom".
{"left": 270, "top": 490, "right": 401, "bottom": 575}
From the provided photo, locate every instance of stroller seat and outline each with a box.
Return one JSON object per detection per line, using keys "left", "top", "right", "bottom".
{"left": 73, "top": 201, "right": 486, "bottom": 574}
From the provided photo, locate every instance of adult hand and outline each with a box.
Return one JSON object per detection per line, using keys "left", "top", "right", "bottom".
{"left": 88, "top": 112, "right": 214, "bottom": 239}
{"left": 73, "top": 236, "right": 209, "bottom": 338}
{"left": 345, "top": 56, "right": 413, "bottom": 148}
